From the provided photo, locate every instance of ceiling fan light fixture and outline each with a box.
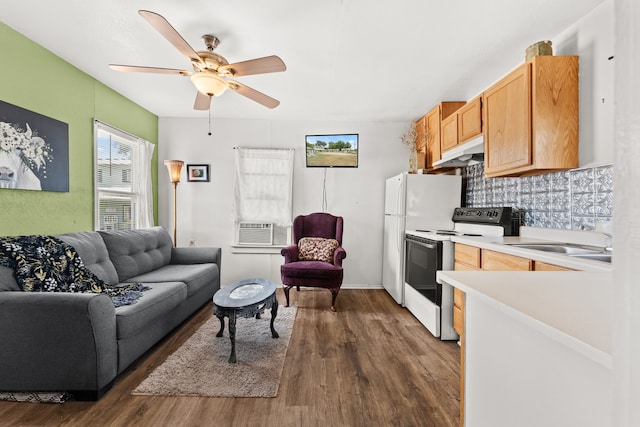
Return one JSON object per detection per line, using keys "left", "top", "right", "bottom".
{"left": 190, "top": 71, "right": 227, "bottom": 96}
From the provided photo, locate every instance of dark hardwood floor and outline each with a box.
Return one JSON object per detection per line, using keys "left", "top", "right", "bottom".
{"left": 0, "top": 289, "right": 460, "bottom": 427}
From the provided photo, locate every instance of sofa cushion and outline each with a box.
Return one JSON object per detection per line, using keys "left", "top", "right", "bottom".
{"left": 57, "top": 231, "right": 120, "bottom": 286}
{"left": 280, "top": 260, "right": 343, "bottom": 279}
{"left": 99, "top": 227, "right": 172, "bottom": 282}
{"left": 115, "top": 282, "right": 187, "bottom": 340}
{"left": 126, "top": 263, "right": 218, "bottom": 298}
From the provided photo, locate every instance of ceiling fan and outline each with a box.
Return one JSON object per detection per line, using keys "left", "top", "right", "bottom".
{"left": 109, "top": 10, "right": 286, "bottom": 110}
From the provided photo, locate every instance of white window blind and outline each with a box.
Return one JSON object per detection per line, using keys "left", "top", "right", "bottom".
{"left": 233, "top": 147, "right": 294, "bottom": 246}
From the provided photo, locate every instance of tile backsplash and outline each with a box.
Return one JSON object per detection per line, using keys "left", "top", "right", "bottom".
{"left": 462, "top": 163, "right": 613, "bottom": 230}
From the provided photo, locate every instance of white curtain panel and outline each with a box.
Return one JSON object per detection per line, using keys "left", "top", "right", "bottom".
{"left": 135, "top": 139, "right": 155, "bottom": 228}
{"left": 233, "top": 147, "right": 294, "bottom": 226}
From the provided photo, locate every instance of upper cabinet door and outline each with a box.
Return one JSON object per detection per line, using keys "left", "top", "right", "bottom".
{"left": 425, "top": 105, "right": 442, "bottom": 169}
{"left": 441, "top": 113, "right": 458, "bottom": 153}
{"left": 425, "top": 102, "right": 465, "bottom": 171}
{"left": 484, "top": 56, "right": 579, "bottom": 178}
{"left": 483, "top": 62, "right": 532, "bottom": 176}
{"left": 458, "top": 96, "right": 483, "bottom": 144}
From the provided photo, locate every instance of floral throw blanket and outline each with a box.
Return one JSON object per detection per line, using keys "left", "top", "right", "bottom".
{"left": 0, "top": 235, "right": 148, "bottom": 307}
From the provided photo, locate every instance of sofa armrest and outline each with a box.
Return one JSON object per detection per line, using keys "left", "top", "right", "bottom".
{"left": 334, "top": 247, "right": 347, "bottom": 267}
{"left": 281, "top": 245, "right": 299, "bottom": 263}
{"left": 0, "top": 292, "right": 117, "bottom": 393}
{"left": 171, "top": 247, "right": 221, "bottom": 266}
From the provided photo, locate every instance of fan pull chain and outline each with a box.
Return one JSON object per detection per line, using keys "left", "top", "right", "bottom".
{"left": 208, "top": 100, "right": 213, "bottom": 136}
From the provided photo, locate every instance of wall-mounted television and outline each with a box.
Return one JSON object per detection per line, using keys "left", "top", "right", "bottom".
{"left": 305, "top": 133, "right": 359, "bottom": 168}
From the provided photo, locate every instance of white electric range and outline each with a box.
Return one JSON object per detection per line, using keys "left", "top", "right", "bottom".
{"left": 403, "top": 207, "right": 521, "bottom": 339}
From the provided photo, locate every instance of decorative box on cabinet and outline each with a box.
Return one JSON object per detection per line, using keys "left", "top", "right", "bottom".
{"left": 483, "top": 55, "right": 579, "bottom": 177}
{"left": 425, "top": 101, "right": 465, "bottom": 171}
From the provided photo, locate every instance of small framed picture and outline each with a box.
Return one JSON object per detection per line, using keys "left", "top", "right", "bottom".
{"left": 187, "top": 164, "right": 210, "bottom": 182}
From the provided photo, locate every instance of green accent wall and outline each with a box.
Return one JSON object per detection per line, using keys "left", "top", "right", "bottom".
{"left": 0, "top": 23, "right": 158, "bottom": 236}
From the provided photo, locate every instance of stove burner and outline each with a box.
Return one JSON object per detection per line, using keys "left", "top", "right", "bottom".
{"left": 435, "top": 230, "right": 457, "bottom": 236}
{"left": 414, "top": 230, "right": 484, "bottom": 237}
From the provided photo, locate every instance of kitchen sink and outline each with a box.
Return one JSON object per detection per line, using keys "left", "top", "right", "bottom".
{"left": 568, "top": 253, "right": 613, "bottom": 263}
{"left": 506, "top": 242, "right": 612, "bottom": 263}
{"left": 505, "top": 243, "right": 603, "bottom": 255}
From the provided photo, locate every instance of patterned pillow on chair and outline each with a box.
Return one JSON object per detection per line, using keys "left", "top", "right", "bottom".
{"left": 298, "top": 237, "right": 339, "bottom": 263}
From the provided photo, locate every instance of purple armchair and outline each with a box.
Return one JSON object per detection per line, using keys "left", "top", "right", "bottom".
{"left": 280, "top": 213, "right": 347, "bottom": 311}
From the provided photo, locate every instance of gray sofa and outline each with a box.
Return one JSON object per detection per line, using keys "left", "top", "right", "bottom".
{"left": 0, "top": 226, "right": 221, "bottom": 400}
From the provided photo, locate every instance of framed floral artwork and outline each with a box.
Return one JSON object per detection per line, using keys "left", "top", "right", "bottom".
{"left": 0, "top": 100, "right": 69, "bottom": 192}
{"left": 187, "top": 164, "right": 210, "bottom": 182}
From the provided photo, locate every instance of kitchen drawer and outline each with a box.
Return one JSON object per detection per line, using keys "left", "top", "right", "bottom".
{"left": 455, "top": 261, "right": 481, "bottom": 271}
{"left": 534, "top": 261, "right": 575, "bottom": 271}
{"left": 453, "top": 305, "right": 464, "bottom": 335}
{"left": 454, "top": 288, "right": 465, "bottom": 308}
{"left": 455, "top": 243, "right": 481, "bottom": 269}
{"left": 453, "top": 288, "right": 465, "bottom": 336}
{"left": 483, "top": 249, "right": 532, "bottom": 271}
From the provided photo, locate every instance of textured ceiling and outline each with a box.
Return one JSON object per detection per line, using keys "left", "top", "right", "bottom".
{"left": 1, "top": 0, "right": 604, "bottom": 121}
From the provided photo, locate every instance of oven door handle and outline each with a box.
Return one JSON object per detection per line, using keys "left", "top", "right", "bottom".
{"left": 406, "top": 239, "right": 437, "bottom": 249}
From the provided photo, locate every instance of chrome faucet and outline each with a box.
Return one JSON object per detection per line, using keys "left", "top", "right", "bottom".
{"left": 601, "top": 232, "right": 613, "bottom": 252}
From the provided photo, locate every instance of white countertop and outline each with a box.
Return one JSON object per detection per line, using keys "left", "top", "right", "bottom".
{"left": 450, "top": 226, "right": 613, "bottom": 272}
{"left": 437, "top": 270, "right": 612, "bottom": 368}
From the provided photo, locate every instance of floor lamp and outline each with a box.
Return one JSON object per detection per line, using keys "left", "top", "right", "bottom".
{"left": 164, "top": 160, "right": 184, "bottom": 247}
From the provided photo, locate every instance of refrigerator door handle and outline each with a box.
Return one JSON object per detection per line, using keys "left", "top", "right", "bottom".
{"left": 396, "top": 177, "right": 404, "bottom": 252}
{"left": 396, "top": 177, "right": 403, "bottom": 218}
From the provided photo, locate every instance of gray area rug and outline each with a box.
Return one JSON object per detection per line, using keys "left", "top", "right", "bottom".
{"left": 0, "top": 392, "right": 70, "bottom": 404}
{"left": 132, "top": 305, "right": 297, "bottom": 398}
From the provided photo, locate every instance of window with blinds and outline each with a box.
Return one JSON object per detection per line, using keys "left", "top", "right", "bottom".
{"left": 94, "top": 122, "right": 139, "bottom": 231}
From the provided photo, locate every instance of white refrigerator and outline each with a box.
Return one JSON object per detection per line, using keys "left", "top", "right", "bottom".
{"left": 382, "top": 173, "right": 462, "bottom": 304}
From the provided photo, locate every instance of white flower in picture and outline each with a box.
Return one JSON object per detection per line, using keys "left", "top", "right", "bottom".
{"left": 0, "top": 121, "right": 53, "bottom": 190}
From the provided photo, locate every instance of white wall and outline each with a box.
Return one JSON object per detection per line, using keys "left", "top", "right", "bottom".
{"left": 158, "top": 117, "right": 408, "bottom": 288}
{"left": 553, "top": 0, "right": 615, "bottom": 167}
{"left": 463, "top": 0, "right": 614, "bottom": 168}
{"left": 612, "top": 0, "right": 640, "bottom": 424}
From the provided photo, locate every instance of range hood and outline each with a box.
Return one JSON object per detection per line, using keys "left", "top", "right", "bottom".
{"left": 433, "top": 134, "right": 484, "bottom": 167}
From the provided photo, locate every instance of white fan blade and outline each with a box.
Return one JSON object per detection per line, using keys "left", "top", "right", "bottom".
{"left": 219, "top": 56, "right": 286, "bottom": 77}
{"left": 109, "top": 65, "right": 191, "bottom": 75}
{"left": 227, "top": 81, "right": 280, "bottom": 108}
{"left": 194, "top": 91, "right": 212, "bottom": 110}
{"left": 138, "top": 10, "right": 202, "bottom": 64}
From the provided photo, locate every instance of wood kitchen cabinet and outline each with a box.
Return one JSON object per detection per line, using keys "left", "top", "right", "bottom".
{"left": 456, "top": 243, "right": 575, "bottom": 271}
{"left": 441, "top": 113, "right": 459, "bottom": 153}
{"left": 482, "top": 249, "right": 532, "bottom": 271}
{"left": 533, "top": 261, "right": 575, "bottom": 271}
{"left": 415, "top": 115, "right": 427, "bottom": 170}
{"left": 454, "top": 243, "right": 481, "bottom": 270}
{"left": 483, "top": 55, "right": 579, "bottom": 178}
{"left": 441, "top": 96, "right": 484, "bottom": 156}
{"left": 453, "top": 286, "right": 465, "bottom": 427}
{"left": 457, "top": 96, "right": 483, "bottom": 144}
{"left": 425, "top": 101, "right": 465, "bottom": 170}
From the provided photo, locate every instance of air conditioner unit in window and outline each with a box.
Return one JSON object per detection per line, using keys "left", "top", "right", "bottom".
{"left": 237, "top": 222, "right": 274, "bottom": 245}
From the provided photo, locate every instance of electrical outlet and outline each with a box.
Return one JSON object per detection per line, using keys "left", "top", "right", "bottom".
{"left": 189, "top": 239, "right": 195, "bottom": 247}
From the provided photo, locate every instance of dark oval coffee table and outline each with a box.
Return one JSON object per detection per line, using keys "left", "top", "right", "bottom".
{"left": 213, "top": 278, "right": 279, "bottom": 363}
